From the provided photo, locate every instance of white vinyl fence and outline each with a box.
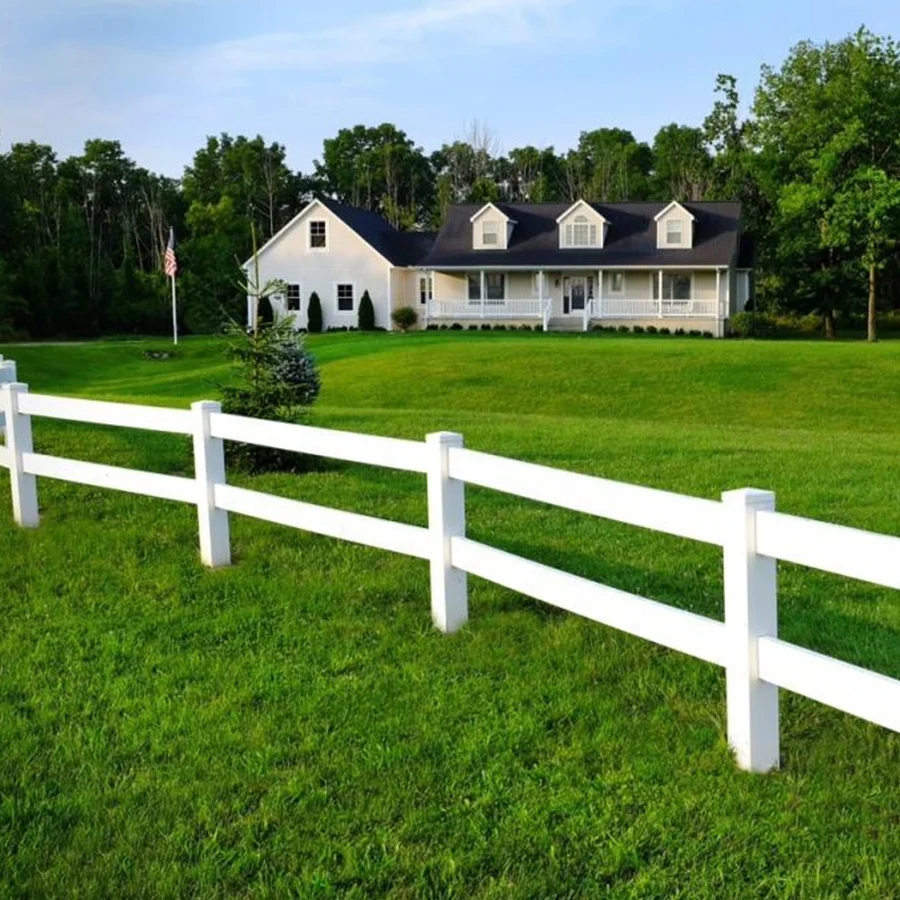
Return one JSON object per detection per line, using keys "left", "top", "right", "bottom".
{"left": 1, "top": 356, "right": 899, "bottom": 772}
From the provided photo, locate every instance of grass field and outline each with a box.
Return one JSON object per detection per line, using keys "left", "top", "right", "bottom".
{"left": 1, "top": 332, "right": 900, "bottom": 899}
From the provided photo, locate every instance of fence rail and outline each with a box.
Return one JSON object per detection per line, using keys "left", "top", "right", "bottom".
{"left": 1, "top": 360, "right": 898, "bottom": 774}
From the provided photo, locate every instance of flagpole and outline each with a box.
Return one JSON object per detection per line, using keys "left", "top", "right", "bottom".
{"left": 171, "top": 274, "right": 178, "bottom": 346}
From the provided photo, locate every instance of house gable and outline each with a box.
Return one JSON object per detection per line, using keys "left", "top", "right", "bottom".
{"left": 470, "top": 202, "right": 517, "bottom": 250}
{"left": 556, "top": 199, "right": 608, "bottom": 249}
{"left": 654, "top": 201, "right": 696, "bottom": 250}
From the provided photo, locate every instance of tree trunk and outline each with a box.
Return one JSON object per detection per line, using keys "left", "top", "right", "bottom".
{"left": 868, "top": 263, "right": 877, "bottom": 343}
{"left": 824, "top": 310, "right": 836, "bottom": 340}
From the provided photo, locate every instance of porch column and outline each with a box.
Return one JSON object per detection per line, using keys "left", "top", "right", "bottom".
{"left": 658, "top": 270, "right": 664, "bottom": 319}
{"left": 480, "top": 270, "right": 486, "bottom": 319}
{"left": 538, "top": 270, "right": 545, "bottom": 315}
{"left": 598, "top": 269, "right": 603, "bottom": 319}
{"left": 725, "top": 268, "right": 731, "bottom": 317}
{"left": 425, "top": 269, "right": 432, "bottom": 327}
{"left": 716, "top": 267, "right": 722, "bottom": 318}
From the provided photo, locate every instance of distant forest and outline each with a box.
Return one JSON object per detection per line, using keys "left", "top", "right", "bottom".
{"left": 2, "top": 27, "right": 899, "bottom": 339}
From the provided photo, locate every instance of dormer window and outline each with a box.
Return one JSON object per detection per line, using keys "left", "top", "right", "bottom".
{"left": 557, "top": 201, "right": 606, "bottom": 248}
{"left": 482, "top": 222, "right": 499, "bottom": 246}
{"left": 666, "top": 219, "right": 684, "bottom": 246}
{"left": 655, "top": 201, "right": 695, "bottom": 249}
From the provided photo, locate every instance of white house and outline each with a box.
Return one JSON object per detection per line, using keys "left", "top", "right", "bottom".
{"left": 244, "top": 197, "right": 433, "bottom": 332}
{"left": 248, "top": 197, "right": 754, "bottom": 336}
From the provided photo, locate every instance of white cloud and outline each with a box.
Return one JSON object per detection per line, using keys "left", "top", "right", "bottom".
{"left": 191, "top": 0, "right": 576, "bottom": 79}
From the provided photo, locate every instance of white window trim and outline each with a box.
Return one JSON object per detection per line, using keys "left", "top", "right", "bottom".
{"left": 666, "top": 219, "right": 685, "bottom": 246}
{"left": 608, "top": 271, "right": 625, "bottom": 295}
{"left": 467, "top": 272, "right": 482, "bottom": 302}
{"left": 561, "top": 214, "right": 602, "bottom": 249}
{"left": 333, "top": 281, "right": 357, "bottom": 314}
{"left": 484, "top": 271, "right": 507, "bottom": 303}
{"left": 285, "top": 282, "right": 303, "bottom": 314}
{"left": 481, "top": 221, "right": 500, "bottom": 246}
{"left": 309, "top": 219, "right": 329, "bottom": 252}
{"left": 419, "top": 273, "right": 433, "bottom": 305}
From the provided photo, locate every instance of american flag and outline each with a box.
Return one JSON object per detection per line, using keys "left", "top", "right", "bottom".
{"left": 164, "top": 227, "right": 178, "bottom": 278}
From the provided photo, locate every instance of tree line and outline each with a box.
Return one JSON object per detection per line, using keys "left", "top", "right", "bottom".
{"left": 1, "top": 27, "right": 899, "bottom": 340}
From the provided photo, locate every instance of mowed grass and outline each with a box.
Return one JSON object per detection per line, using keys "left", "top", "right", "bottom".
{"left": 1, "top": 332, "right": 900, "bottom": 899}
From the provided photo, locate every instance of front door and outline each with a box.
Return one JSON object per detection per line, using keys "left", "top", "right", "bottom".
{"left": 563, "top": 276, "right": 590, "bottom": 315}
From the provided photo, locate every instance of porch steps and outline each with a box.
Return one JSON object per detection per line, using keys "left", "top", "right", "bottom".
{"left": 547, "top": 318, "right": 586, "bottom": 332}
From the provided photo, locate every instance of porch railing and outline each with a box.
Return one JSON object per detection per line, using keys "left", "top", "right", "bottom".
{"left": 426, "top": 298, "right": 544, "bottom": 321}
{"left": 597, "top": 298, "right": 719, "bottom": 319}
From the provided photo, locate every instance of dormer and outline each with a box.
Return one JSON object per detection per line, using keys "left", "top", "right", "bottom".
{"left": 654, "top": 201, "right": 695, "bottom": 249}
{"left": 556, "top": 199, "right": 608, "bottom": 249}
{"left": 470, "top": 203, "right": 516, "bottom": 250}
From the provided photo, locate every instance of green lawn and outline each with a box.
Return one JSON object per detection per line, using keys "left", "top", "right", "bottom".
{"left": 1, "top": 332, "right": 899, "bottom": 899}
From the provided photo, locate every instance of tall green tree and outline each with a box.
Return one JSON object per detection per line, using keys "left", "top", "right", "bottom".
{"left": 752, "top": 28, "right": 900, "bottom": 333}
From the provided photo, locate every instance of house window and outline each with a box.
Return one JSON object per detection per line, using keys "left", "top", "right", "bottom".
{"left": 336, "top": 283, "right": 354, "bottom": 311}
{"left": 652, "top": 274, "right": 692, "bottom": 301}
{"left": 419, "top": 275, "right": 432, "bottom": 305}
{"left": 310, "top": 220, "right": 327, "bottom": 249}
{"left": 665, "top": 219, "right": 684, "bottom": 246}
{"left": 286, "top": 283, "right": 301, "bottom": 311}
{"left": 486, "top": 273, "right": 505, "bottom": 302}
{"left": 482, "top": 222, "right": 499, "bottom": 246}
{"left": 609, "top": 272, "right": 625, "bottom": 295}
{"left": 467, "top": 273, "right": 481, "bottom": 301}
{"left": 564, "top": 215, "right": 598, "bottom": 248}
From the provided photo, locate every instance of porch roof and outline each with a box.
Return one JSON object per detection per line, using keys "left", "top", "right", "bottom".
{"left": 420, "top": 201, "right": 744, "bottom": 269}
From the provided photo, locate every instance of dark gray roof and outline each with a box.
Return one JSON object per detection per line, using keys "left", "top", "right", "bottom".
{"left": 318, "top": 196, "right": 434, "bottom": 266}
{"left": 420, "top": 201, "right": 744, "bottom": 268}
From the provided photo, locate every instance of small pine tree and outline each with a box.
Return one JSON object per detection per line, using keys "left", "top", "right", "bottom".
{"left": 307, "top": 291, "right": 323, "bottom": 333}
{"left": 358, "top": 290, "right": 376, "bottom": 331}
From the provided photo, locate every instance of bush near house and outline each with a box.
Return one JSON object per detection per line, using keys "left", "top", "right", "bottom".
{"left": 307, "top": 291, "right": 323, "bottom": 333}
{"left": 391, "top": 306, "right": 418, "bottom": 332}
{"left": 357, "top": 291, "right": 376, "bottom": 331}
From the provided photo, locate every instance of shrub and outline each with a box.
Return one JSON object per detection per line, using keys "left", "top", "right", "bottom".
{"left": 633, "top": 325, "right": 645, "bottom": 334}
{"left": 534, "top": 324, "right": 543, "bottom": 332}
{"left": 357, "top": 291, "right": 376, "bottom": 331}
{"left": 730, "top": 311, "right": 778, "bottom": 339}
{"left": 659, "top": 327, "right": 671, "bottom": 335}
{"left": 426, "top": 324, "right": 438, "bottom": 330}
{"left": 675, "top": 328, "right": 685, "bottom": 336}
{"left": 703, "top": 331, "right": 714, "bottom": 339}
{"left": 391, "top": 305, "right": 418, "bottom": 332}
{"left": 646, "top": 325, "right": 658, "bottom": 334}
{"left": 494, "top": 324, "right": 506, "bottom": 331}
{"left": 468, "top": 325, "right": 478, "bottom": 330}
{"left": 617, "top": 325, "right": 630, "bottom": 333}
{"left": 481, "top": 323, "right": 491, "bottom": 331}
{"left": 307, "top": 292, "right": 323, "bottom": 333}
{"left": 219, "top": 317, "right": 321, "bottom": 474}
{"left": 688, "top": 329, "right": 701, "bottom": 337}
{"left": 439, "top": 324, "right": 448, "bottom": 330}
{"left": 450, "top": 322, "right": 463, "bottom": 330}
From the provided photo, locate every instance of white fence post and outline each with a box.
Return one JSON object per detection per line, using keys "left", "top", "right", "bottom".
{"left": 192, "top": 401, "right": 230, "bottom": 567}
{"left": 1, "top": 382, "right": 39, "bottom": 528}
{"left": 0, "top": 359, "right": 17, "bottom": 437}
{"left": 723, "top": 488, "right": 779, "bottom": 772}
{"left": 426, "top": 431, "right": 468, "bottom": 633}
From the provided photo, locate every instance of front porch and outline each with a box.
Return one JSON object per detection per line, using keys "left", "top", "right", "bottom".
{"left": 421, "top": 269, "right": 729, "bottom": 333}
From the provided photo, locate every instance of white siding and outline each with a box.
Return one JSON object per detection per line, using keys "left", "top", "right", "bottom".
{"left": 251, "top": 204, "right": 393, "bottom": 331}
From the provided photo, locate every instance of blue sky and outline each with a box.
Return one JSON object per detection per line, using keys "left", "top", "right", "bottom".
{"left": 1, "top": 0, "right": 898, "bottom": 177}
